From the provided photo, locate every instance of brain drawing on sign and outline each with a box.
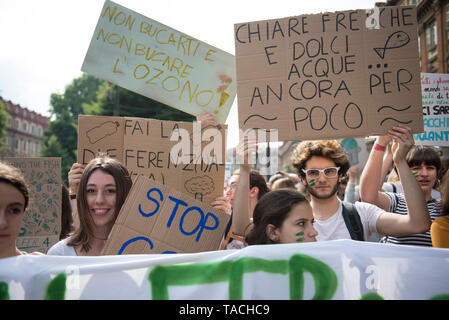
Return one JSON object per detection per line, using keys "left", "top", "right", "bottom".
{"left": 234, "top": 6, "right": 423, "bottom": 141}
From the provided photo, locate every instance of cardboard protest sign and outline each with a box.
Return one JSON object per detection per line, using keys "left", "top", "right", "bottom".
{"left": 414, "top": 73, "right": 449, "bottom": 146}
{"left": 77, "top": 115, "right": 227, "bottom": 205}
{"left": 82, "top": 0, "right": 236, "bottom": 124}
{"left": 234, "top": 6, "right": 423, "bottom": 141}
{"left": 1, "top": 158, "right": 61, "bottom": 253}
{"left": 102, "top": 175, "right": 230, "bottom": 254}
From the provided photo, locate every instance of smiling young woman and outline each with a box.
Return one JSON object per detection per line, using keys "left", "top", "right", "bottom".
{"left": 47, "top": 155, "right": 132, "bottom": 256}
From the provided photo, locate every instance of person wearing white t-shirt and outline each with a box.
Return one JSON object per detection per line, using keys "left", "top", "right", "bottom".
{"left": 290, "top": 125, "right": 430, "bottom": 241}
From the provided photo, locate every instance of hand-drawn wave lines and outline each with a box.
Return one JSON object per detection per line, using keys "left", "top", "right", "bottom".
{"left": 243, "top": 114, "right": 278, "bottom": 125}
{"left": 380, "top": 118, "right": 413, "bottom": 126}
{"left": 377, "top": 105, "right": 411, "bottom": 113}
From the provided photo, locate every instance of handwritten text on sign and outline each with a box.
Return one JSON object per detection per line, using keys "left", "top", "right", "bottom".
{"left": 414, "top": 73, "right": 449, "bottom": 146}
{"left": 82, "top": 0, "right": 236, "bottom": 124}
{"left": 234, "top": 6, "right": 423, "bottom": 141}
{"left": 102, "top": 175, "right": 229, "bottom": 255}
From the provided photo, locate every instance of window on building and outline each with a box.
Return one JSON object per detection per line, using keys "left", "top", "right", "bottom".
{"left": 31, "top": 124, "right": 36, "bottom": 135}
{"left": 15, "top": 119, "right": 20, "bottom": 129}
{"left": 23, "top": 121, "right": 28, "bottom": 132}
{"left": 426, "top": 19, "right": 438, "bottom": 72}
{"left": 38, "top": 127, "right": 43, "bottom": 137}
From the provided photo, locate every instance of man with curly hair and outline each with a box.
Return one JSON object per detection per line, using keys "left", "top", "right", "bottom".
{"left": 290, "top": 125, "right": 431, "bottom": 241}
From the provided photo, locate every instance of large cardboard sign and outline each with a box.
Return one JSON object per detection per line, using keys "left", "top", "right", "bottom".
{"left": 414, "top": 73, "right": 449, "bottom": 146}
{"left": 1, "top": 241, "right": 449, "bottom": 300}
{"left": 1, "top": 158, "right": 61, "bottom": 253}
{"left": 82, "top": 0, "right": 236, "bottom": 124}
{"left": 102, "top": 175, "right": 229, "bottom": 254}
{"left": 77, "top": 115, "right": 227, "bottom": 205}
{"left": 234, "top": 6, "right": 423, "bottom": 141}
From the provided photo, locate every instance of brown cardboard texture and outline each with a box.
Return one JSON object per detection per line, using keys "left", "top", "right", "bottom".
{"left": 81, "top": 0, "right": 236, "bottom": 124}
{"left": 234, "top": 6, "right": 423, "bottom": 142}
{"left": 78, "top": 115, "right": 227, "bottom": 205}
{"left": 102, "top": 175, "right": 230, "bottom": 254}
{"left": 1, "top": 158, "right": 62, "bottom": 253}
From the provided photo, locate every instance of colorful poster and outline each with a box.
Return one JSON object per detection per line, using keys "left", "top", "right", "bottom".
{"left": 414, "top": 73, "right": 449, "bottom": 146}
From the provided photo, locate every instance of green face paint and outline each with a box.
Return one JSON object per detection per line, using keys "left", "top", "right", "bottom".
{"left": 296, "top": 232, "right": 304, "bottom": 242}
{"left": 413, "top": 171, "right": 419, "bottom": 178}
{"left": 309, "top": 179, "right": 315, "bottom": 187}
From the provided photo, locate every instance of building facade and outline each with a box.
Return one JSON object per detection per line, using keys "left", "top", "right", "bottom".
{"left": 0, "top": 97, "right": 49, "bottom": 157}
{"left": 386, "top": 0, "right": 449, "bottom": 73}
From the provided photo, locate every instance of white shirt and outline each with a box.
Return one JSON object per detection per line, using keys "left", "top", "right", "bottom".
{"left": 314, "top": 200, "right": 384, "bottom": 242}
{"left": 47, "top": 237, "right": 77, "bottom": 256}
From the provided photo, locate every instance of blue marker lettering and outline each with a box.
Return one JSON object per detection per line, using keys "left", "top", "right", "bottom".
{"left": 167, "top": 196, "right": 188, "bottom": 228}
{"left": 179, "top": 206, "right": 204, "bottom": 240}
{"left": 139, "top": 187, "right": 163, "bottom": 217}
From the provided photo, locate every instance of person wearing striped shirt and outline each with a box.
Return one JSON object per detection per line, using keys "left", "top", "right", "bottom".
{"left": 360, "top": 131, "right": 440, "bottom": 246}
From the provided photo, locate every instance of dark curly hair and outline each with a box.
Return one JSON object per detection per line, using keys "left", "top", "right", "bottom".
{"left": 290, "top": 140, "right": 350, "bottom": 179}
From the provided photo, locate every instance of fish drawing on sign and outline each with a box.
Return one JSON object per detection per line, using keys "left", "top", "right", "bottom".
{"left": 373, "top": 31, "right": 410, "bottom": 59}
{"left": 86, "top": 121, "right": 120, "bottom": 144}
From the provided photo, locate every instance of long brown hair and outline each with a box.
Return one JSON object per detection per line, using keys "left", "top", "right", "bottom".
{"left": 68, "top": 155, "right": 132, "bottom": 252}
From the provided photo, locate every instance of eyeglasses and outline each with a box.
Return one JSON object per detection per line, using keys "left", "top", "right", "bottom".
{"left": 302, "top": 167, "right": 340, "bottom": 179}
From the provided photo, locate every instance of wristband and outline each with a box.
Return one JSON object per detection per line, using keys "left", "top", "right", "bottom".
{"left": 373, "top": 143, "right": 386, "bottom": 152}
{"left": 70, "top": 194, "right": 76, "bottom": 200}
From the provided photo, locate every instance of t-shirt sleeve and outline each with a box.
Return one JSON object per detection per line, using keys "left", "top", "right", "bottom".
{"left": 47, "top": 238, "right": 75, "bottom": 256}
{"left": 355, "top": 201, "right": 385, "bottom": 236}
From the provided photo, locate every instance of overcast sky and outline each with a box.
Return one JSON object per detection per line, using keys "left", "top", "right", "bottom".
{"left": 0, "top": 0, "right": 379, "bottom": 148}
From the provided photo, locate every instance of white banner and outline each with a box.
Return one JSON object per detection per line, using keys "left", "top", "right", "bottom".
{"left": 1, "top": 240, "right": 448, "bottom": 300}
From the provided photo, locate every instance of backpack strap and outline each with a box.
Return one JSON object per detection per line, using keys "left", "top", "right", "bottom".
{"left": 341, "top": 201, "right": 365, "bottom": 241}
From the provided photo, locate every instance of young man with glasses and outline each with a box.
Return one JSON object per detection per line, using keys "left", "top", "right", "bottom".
{"left": 290, "top": 125, "right": 431, "bottom": 241}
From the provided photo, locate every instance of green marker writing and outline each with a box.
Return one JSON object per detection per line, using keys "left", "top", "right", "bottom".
{"left": 296, "top": 232, "right": 304, "bottom": 242}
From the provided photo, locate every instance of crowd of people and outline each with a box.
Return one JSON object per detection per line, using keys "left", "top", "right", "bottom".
{"left": 1, "top": 113, "right": 449, "bottom": 260}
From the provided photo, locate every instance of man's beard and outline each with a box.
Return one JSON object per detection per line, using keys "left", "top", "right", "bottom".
{"left": 306, "top": 181, "right": 340, "bottom": 200}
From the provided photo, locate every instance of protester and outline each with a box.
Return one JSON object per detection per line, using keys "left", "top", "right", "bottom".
{"left": 232, "top": 138, "right": 317, "bottom": 245}
{"left": 360, "top": 128, "right": 440, "bottom": 246}
{"left": 47, "top": 155, "right": 132, "bottom": 256}
{"left": 271, "top": 177, "right": 296, "bottom": 190}
{"left": 0, "top": 161, "right": 42, "bottom": 258}
{"left": 343, "top": 165, "right": 360, "bottom": 203}
{"left": 245, "top": 189, "right": 318, "bottom": 245}
{"left": 223, "top": 167, "right": 269, "bottom": 249}
{"left": 380, "top": 142, "right": 441, "bottom": 200}
{"left": 286, "top": 125, "right": 430, "bottom": 242}
{"left": 431, "top": 170, "right": 449, "bottom": 248}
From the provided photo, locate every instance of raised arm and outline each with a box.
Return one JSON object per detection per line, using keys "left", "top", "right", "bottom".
{"left": 359, "top": 136, "right": 391, "bottom": 211}
{"left": 376, "top": 125, "right": 431, "bottom": 236}
{"left": 231, "top": 137, "right": 257, "bottom": 237}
